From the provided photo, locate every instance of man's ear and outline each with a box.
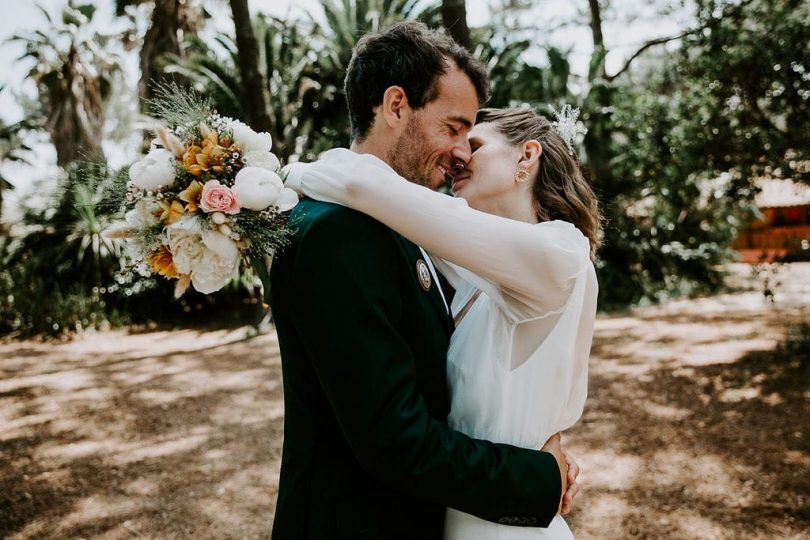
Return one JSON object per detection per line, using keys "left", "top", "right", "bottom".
{"left": 519, "top": 139, "right": 542, "bottom": 169}
{"left": 380, "top": 86, "right": 410, "bottom": 129}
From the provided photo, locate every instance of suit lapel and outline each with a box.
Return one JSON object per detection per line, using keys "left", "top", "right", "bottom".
{"left": 392, "top": 234, "right": 454, "bottom": 334}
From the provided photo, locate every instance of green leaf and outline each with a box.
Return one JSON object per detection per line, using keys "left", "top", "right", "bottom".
{"left": 75, "top": 3, "right": 97, "bottom": 21}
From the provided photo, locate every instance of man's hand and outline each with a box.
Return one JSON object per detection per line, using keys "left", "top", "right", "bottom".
{"left": 540, "top": 433, "right": 568, "bottom": 512}
{"left": 560, "top": 449, "right": 581, "bottom": 515}
{"left": 541, "top": 433, "right": 582, "bottom": 515}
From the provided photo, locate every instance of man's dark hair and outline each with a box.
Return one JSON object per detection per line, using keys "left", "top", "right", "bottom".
{"left": 344, "top": 21, "right": 490, "bottom": 142}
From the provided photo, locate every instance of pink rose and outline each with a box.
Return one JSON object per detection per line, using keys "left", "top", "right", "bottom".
{"left": 200, "top": 180, "right": 240, "bottom": 214}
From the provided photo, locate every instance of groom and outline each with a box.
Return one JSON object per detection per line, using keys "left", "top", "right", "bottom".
{"left": 270, "top": 22, "right": 577, "bottom": 539}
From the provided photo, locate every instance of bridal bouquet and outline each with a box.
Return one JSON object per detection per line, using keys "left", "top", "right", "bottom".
{"left": 104, "top": 85, "right": 298, "bottom": 298}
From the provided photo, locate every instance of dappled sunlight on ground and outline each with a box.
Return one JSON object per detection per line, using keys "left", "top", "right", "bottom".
{"left": 0, "top": 264, "right": 807, "bottom": 538}
{"left": 1, "top": 327, "right": 283, "bottom": 538}
{"left": 566, "top": 264, "right": 810, "bottom": 539}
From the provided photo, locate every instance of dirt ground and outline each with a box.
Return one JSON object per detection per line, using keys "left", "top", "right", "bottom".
{"left": 1, "top": 264, "right": 808, "bottom": 539}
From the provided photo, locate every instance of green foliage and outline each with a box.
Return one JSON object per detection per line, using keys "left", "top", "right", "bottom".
{"left": 589, "top": 65, "right": 759, "bottom": 306}
{"left": 235, "top": 210, "right": 293, "bottom": 259}
{"left": 10, "top": 1, "right": 123, "bottom": 166}
{"left": 165, "top": 1, "right": 431, "bottom": 162}
{"left": 147, "top": 81, "right": 214, "bottom": 137}
{"left": 0, "top": 261, "right": 128, "bottom": 336}
{"left": 0, "top": 162, "right": 126, "bottom": 336}
{"left": 0, "top": 117, "right": 36, "bottom": 166}
{"left": 6, "top": 163, "right": 122, "bottom": 287}
{"left": 7, "top": 0, "right": 809, "bottom": 336}
{"left": 679, "top": 0, "right": 810, "bottom": 183}
{"left": 0, "top": 116, "right": 37, "bottom": 220}
{"left": 0, "top": 161, "right": 245, "bottom": 336}
{"left": 162, "top": 33, "right": 243, "bottom": 119}
{"left": 579, "top": 0, "right": 809, "bottom": 307}
{"left": 10, "top": 2, "right": 119, "bottom": 114}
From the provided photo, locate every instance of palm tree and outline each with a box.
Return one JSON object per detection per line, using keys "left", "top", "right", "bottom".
{"left": 12, "top": 3, "right": 118, "bottom": 166}
{"left": 315, "top": 0, "right": 425, "bottom": 78}
{"left": 6, "top": 161, "right": 124, "bottom": 290}
{"left": 0, "top": 115, "right": 36, "bottom": 230}
{"left": 115, "top": 0, "right": 202, "bottom": 111}
{"left": 165, "top": 14, "right": 343, "bottom": 161}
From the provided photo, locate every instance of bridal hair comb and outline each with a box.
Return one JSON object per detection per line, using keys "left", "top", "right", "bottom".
{"left": 551, "top": 104, "right": 588, "bottom": 156}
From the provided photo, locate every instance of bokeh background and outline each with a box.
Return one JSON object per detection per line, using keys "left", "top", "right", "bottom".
{"left": 0, "top": 1, "right": 808, "bottom": 538}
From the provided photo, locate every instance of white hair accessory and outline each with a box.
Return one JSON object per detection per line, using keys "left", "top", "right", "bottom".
{"left": 552, "top": 104, "right": 588, "bottom": 156}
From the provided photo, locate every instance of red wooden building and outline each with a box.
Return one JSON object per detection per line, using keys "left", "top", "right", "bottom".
{"left": 734, "top": 178, "right": 810, "bottom": 262}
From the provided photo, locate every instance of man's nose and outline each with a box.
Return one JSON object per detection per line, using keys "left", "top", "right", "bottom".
{"left": 451, "top": 138, "right": 472, "bottom": 166}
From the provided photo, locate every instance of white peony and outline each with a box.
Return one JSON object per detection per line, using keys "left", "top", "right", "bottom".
{"left": 228, "top": 120, "right": 273, "bottom": 153}
{"left": 232, "top": 166, "right": 287, "bottom": 211}
{"left": 129, "top": 148, "right": 176, "bottom": 191}
{"left": 275, "top": 187, "right": 299, "bottom": 212}
{"left": 125, "top": 198, "right": 161, "bottom": 228}
{"left": 166, "top": 218, "right": 204, "bottom": 274}
{"left": 104, "top": 198, "right": 160, "bottom": 239}
{"left": 242, "top": 150, "right": 281, "bottom": 172}
{"left": 166, "top": 216, "right": 240, "bottom": 294}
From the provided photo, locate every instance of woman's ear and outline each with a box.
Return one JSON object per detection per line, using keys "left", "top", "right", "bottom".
{"left": 380, "top": 86, "right": 410, "bottom": 129}
{"left": 519, "top": 139, "right": 542, "bottom": 169}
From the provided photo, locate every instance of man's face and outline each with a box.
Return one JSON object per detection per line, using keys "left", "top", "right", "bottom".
{"left": 386, "top": 66, "right": 479, "bottom": 190}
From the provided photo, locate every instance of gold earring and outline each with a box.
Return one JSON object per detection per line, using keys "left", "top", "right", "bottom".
{"left": 514, "top": 167, "right": 530, "bottom": 183}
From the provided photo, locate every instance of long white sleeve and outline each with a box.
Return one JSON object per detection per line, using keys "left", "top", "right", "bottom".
{"left": 285, "top": 149, "right": 591, "bottom": 319}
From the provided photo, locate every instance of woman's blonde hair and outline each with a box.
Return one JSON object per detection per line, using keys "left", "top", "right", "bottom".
{"left": 476, "top": 107, "right": 602, "bottom": 257}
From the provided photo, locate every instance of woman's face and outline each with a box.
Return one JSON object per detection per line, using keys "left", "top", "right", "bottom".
{"left": 451, "top": 122, "right": 523, "bottom": 210}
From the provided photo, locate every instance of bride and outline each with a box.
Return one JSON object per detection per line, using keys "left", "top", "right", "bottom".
{"left": 286, "top": 105, "right": 600, "bottom": 539}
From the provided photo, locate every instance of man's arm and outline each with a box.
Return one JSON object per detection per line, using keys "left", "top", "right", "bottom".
{"left": 288, "top": 206, "right": 561, "bottom": 526}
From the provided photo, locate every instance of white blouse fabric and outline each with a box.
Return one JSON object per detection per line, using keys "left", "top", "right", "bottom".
{"left": 285, "top": 149, "right": 598, "bottom": 540}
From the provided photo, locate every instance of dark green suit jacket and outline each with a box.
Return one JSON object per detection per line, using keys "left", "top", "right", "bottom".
{"left": 270, "top": 199, "right": 561, "bottom": 539}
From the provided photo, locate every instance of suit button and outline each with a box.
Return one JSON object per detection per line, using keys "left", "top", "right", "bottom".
{"left": 527, "top": 517, "right": 537, "bottom": 525}
{"left": 509, "top": 517, "right": 520, "bottom": 525}
{"left": 498, "top": 517, "right": 510, "bottom": 524}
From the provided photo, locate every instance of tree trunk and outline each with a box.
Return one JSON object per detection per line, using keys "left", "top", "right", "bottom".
{"left": 229, "top": 0, "right": 273, "bottom": 133}
{"left": 47, "top": 45, "right": 105, "bottom": 166}
{"left": 588, "top": 0, "right": 604, "bottom": 49}
{"left": 588, "top": 0, "right": 606, "bottom": 78}
{"left": 139, "top": 0, "right": 198, "bottom": 110}
{"left": 0, "top": 179, "right": 5, "bottom": 231}
{"left": 441, "top": 0, "right": 471, "bottom": 49}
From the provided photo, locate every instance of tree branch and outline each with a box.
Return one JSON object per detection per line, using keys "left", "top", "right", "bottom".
{"left": 605, "top": 30, "right": 697, "bottom": 82}
{"left": 604, "top": 0, "right": 757, "bottom": 82}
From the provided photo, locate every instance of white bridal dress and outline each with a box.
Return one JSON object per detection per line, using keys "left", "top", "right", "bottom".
{"left": 287, "top": 149, "right": 598, "bottom": 540}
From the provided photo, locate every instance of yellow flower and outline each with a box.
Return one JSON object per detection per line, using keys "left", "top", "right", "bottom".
{"left": 158, "top": 199, "right": 186, "bottom": 225}
{"left": 182, "top": 131, "right": 229, "bottom": 177}
{"left": 178, "top": 180, "right": 204, "bottom": 213}
{"left": 183, "top": 145, "right": 204, "bottom": 177}
{"left": 201, "top": 144, "right": 226, "bottom": 175}
{"left": 147, "top": 245, "right": 180, "bottom": 278}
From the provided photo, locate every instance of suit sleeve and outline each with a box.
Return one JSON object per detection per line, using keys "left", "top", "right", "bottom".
{"left": 287, "top": 207, "right": 561, "bottom": 527}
